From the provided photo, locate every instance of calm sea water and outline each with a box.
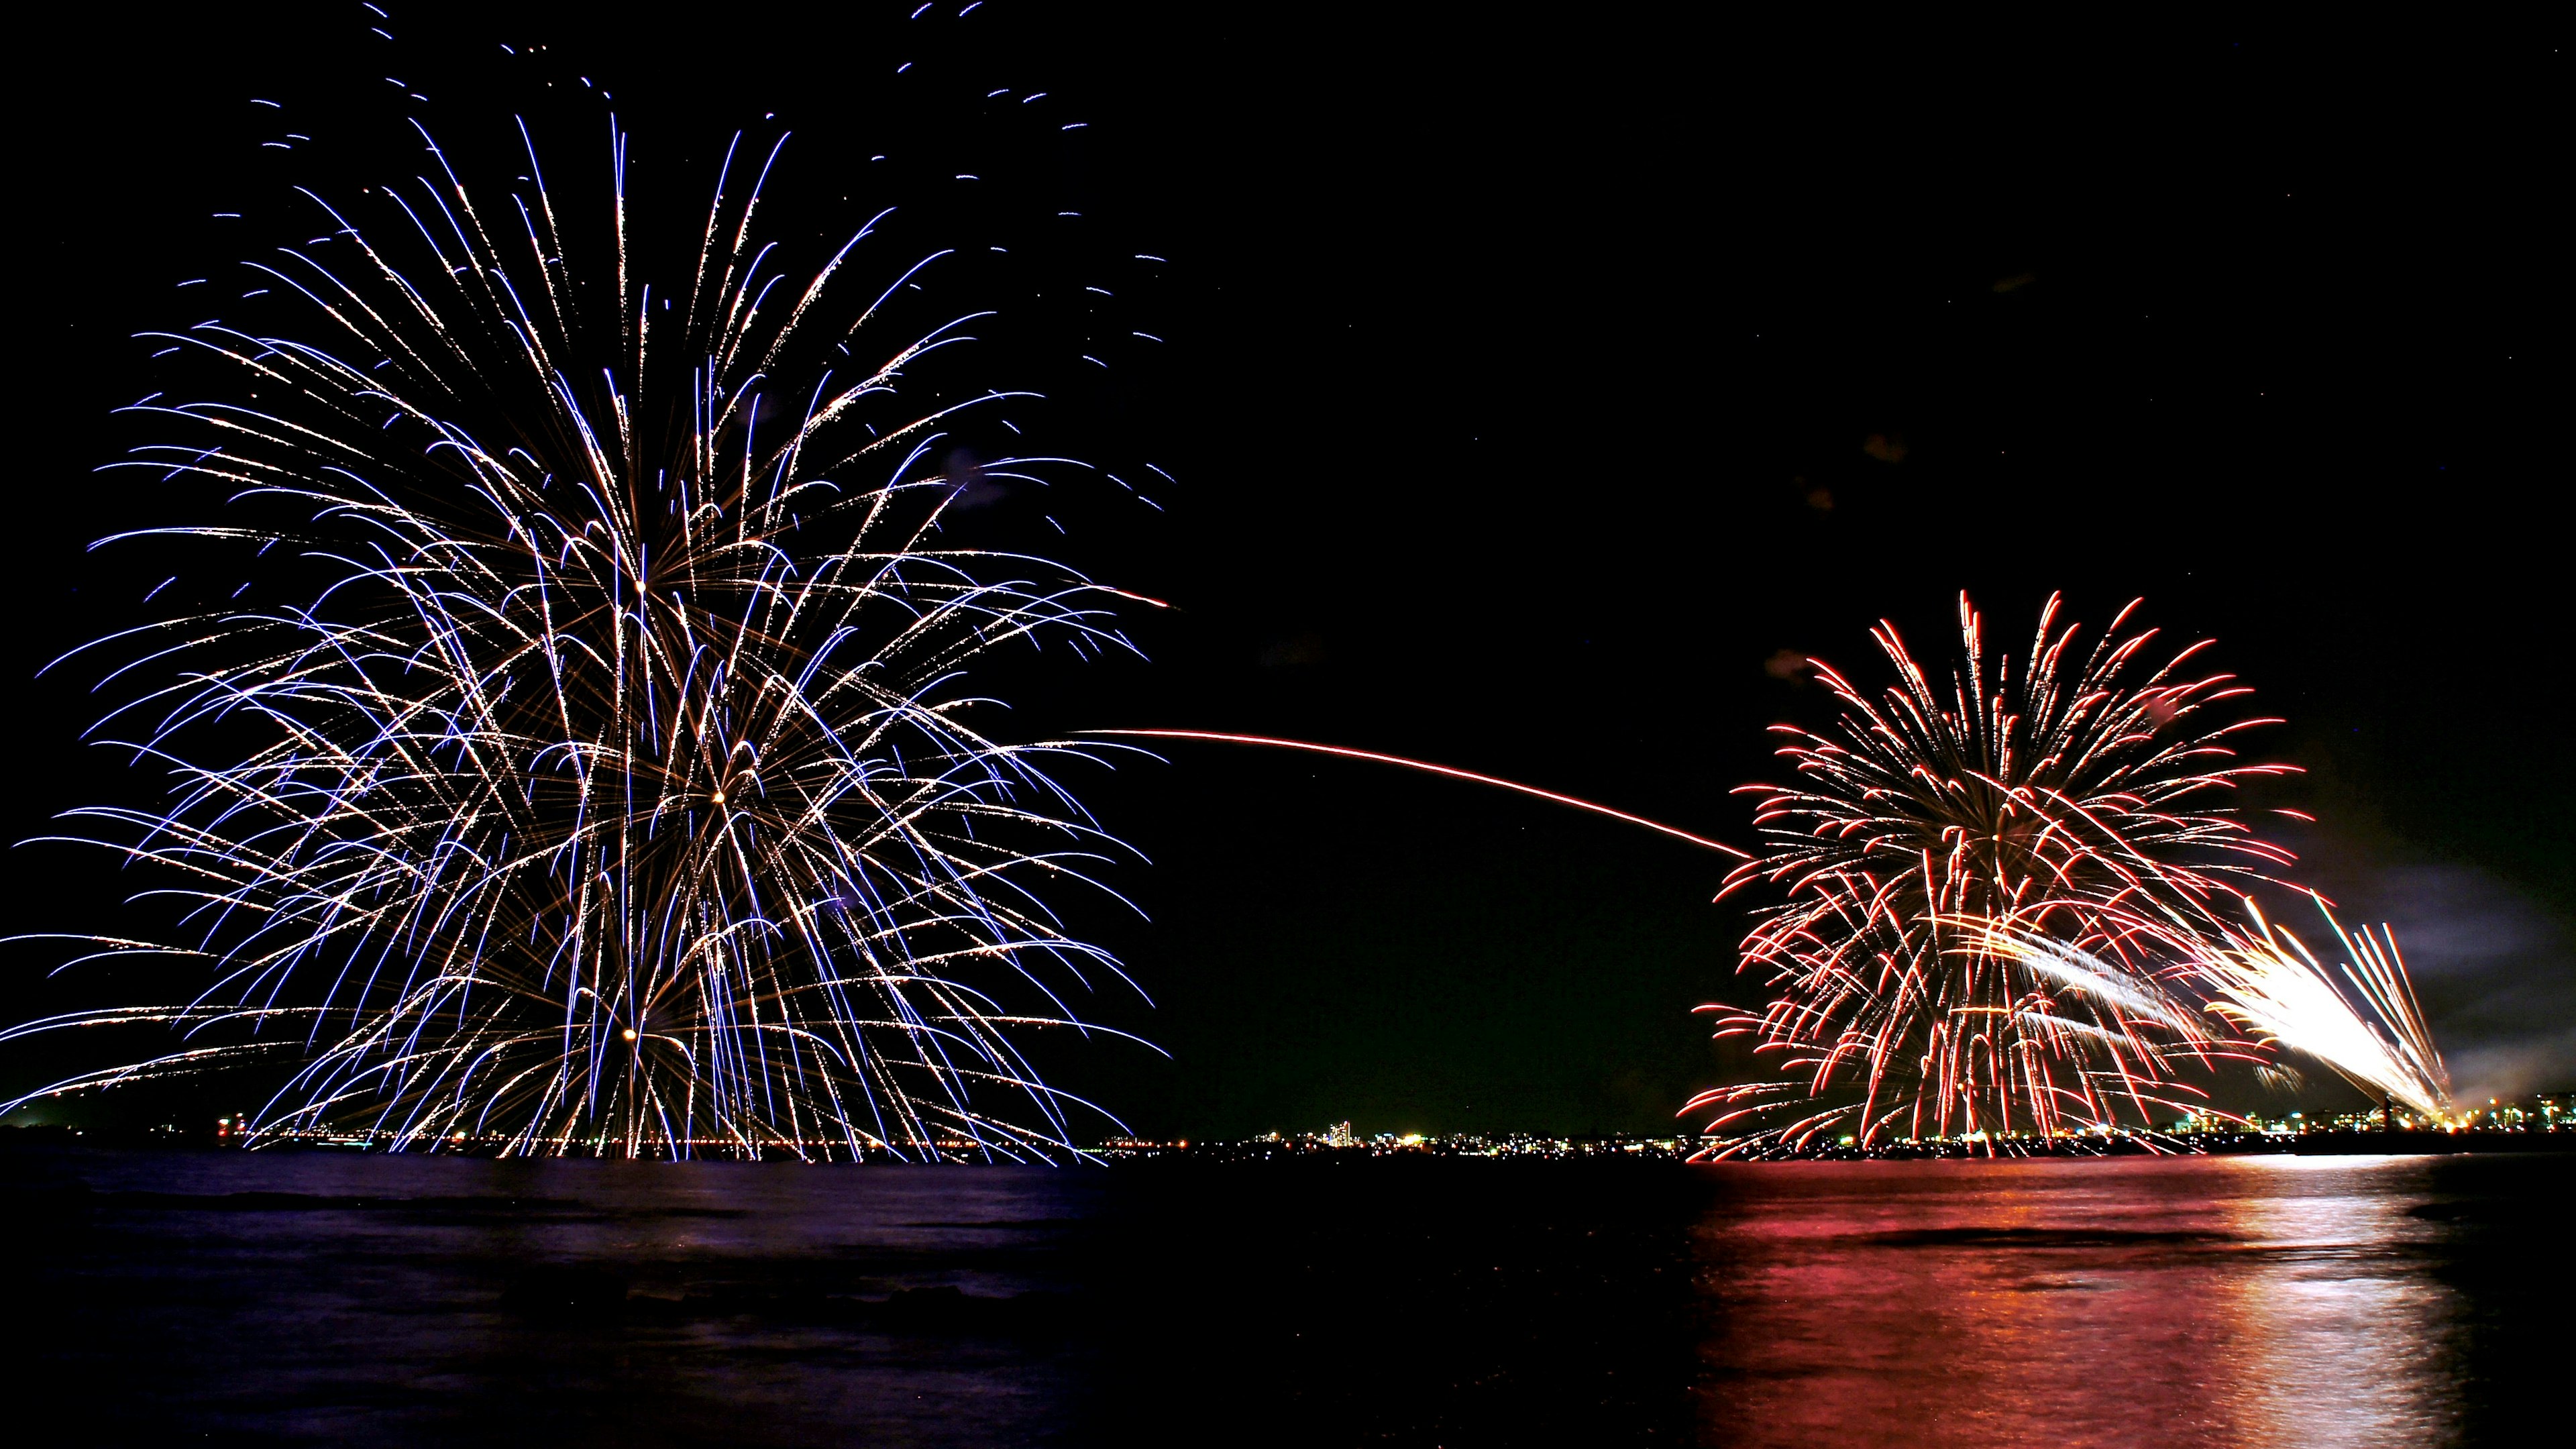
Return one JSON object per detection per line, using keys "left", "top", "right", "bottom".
{"left": 3, "top": 1146, "right": 2563, "bottom": 1446}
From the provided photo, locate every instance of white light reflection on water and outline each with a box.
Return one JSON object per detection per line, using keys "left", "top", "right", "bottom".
{"left": 2216, "top": 1157, "right": 2465, "bottom": 1446}
{"left": 1694, "top": 1155, "right": 2477, "bottom": 1448}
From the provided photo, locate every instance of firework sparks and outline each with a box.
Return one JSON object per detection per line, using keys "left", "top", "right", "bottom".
{"left": 2196, "top": 894, "right": 2453, "bottom": 1122}
{"left": 3, "top": 117, "right": 1150, "bottom": 1160}
{"left": 1691, "top": 594, "right": 2304, "bottom": 1150}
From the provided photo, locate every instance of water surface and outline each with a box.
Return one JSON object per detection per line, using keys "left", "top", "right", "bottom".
{"left": 1694, "top": 1155, "right": 2562, "bottom": 1448}
{"left": 4, "top": 1146, "right": 2559, "bottom": 1445}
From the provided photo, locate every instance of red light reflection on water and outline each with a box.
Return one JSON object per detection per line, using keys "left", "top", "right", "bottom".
{"left": 1694, "top": 1156, "right": 2464, "bottom": 1448}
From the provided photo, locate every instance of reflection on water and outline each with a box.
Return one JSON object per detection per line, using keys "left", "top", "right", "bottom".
{"left": 1695, "top": 1155, "right": 2560, "bottom": 1449}
{"left": 2, "top": 1146, "right": 2560, "bottom": 1446}
{"left": 7, "top": 1150, "right": 1108, "bottom": 1446}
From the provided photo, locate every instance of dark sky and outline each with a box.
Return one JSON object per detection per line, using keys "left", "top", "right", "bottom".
{"left": 9, "top": 4, "right": 2565, "bottom": 1138}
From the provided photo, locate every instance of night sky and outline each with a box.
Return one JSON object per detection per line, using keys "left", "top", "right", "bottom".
{"left": 10, "top": 4, "right": 2565, "bottom": 1139}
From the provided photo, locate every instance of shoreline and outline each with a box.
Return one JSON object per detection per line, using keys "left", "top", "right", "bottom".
{"left": 8, "top": 1123, "right": 2566, "bottom": 1165}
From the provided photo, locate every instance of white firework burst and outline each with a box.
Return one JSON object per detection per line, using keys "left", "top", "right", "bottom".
{"left": 6, "top": 119, "right": 1155, "bottom": 1160}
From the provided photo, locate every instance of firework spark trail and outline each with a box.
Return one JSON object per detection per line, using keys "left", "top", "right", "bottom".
{"left": 3, "top": 117, "right": 1154, "bottom": 1161}
{"left": 2195, "top": 894, "right": 2453, "bottom": 1121}
{"left": 1688, "top": 594, "right": 2309, "bottom": 1152}
{"left": 1081, "top": 730, "right": 1748, "bottom": 856}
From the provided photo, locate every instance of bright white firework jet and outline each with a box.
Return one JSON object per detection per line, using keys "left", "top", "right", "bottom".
{"left": 2, "top": 119, "right": 1155, "bottom": 1160}
{"left": 2196, "top": 894, "right": 2453, "bottom": 1122}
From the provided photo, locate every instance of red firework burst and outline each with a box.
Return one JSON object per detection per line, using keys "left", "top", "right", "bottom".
{"left": 1690, "top": 593, "right": 2306, "bottom": 1150}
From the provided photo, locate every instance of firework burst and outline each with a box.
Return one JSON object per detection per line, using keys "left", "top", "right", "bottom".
{"left": 3, "top": 117, "right": 1152, "bottom": 1159}
{"left": 1691, "top": 594, "right": 2305, "bottom": 1149}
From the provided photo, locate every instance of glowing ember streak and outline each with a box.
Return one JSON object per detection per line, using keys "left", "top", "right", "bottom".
{"left": 1690, "top": 593, "right": 2302, "bottom": 1150}
{"left": 2, "top": 118, "right": 1150, "bottom": 1161}
{"left": 1083, "top": 730, "right": 1748, "bottom": 857}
